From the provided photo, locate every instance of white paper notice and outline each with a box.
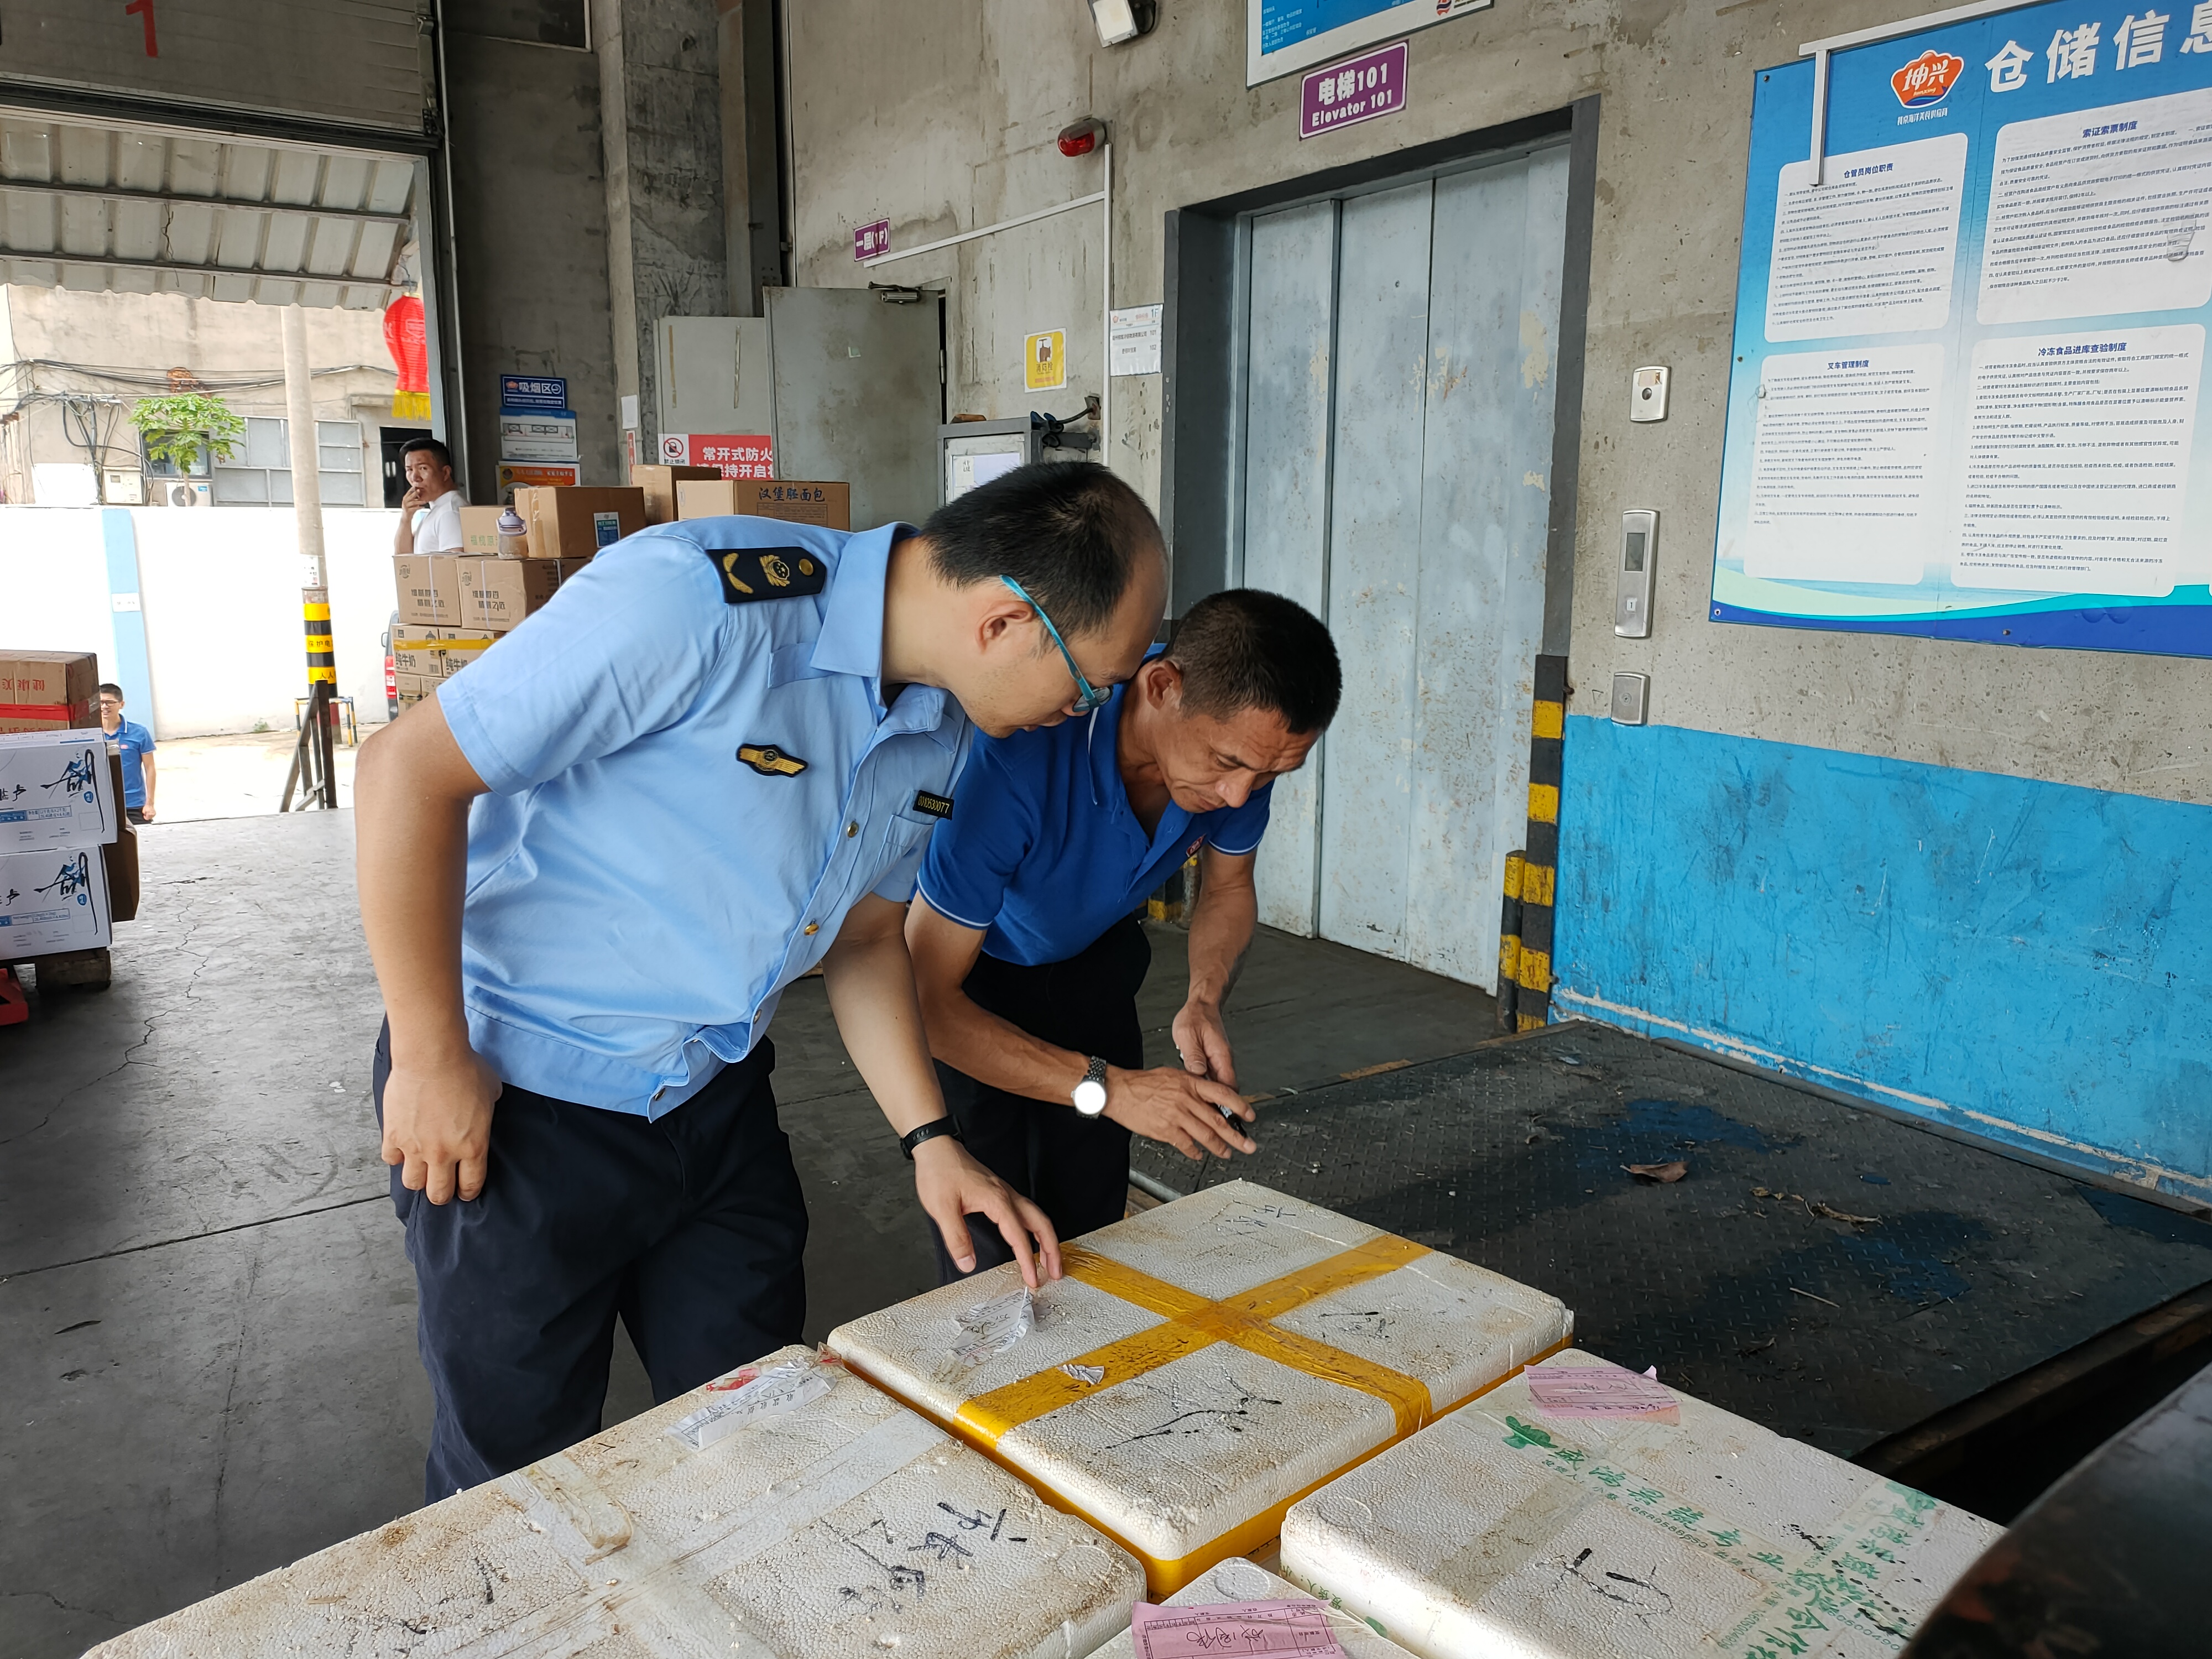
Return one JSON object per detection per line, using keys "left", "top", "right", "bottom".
{"left": 1744, "top": 346, "right": 1945, "bottom": 583}
{"left": 1110, "top": 304, "right": 1164, "bottom": 376}
{"left": 1955, "top": 326, "right": 2203, "bottom": 594}
{"left": 1978, "top": 89, "right": 2212, "bottom": 326}
{"left": 1766, "top": 134, "right": 1967, "bottom": 342}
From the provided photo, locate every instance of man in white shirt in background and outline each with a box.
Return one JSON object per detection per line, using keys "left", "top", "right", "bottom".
{"left": 392, "top": 436, "right": 466, "bottom": 557}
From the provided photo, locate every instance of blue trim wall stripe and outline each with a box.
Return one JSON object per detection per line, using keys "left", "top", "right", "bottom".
{"left": 1553, "top": 716, "right": 2212, "bottom": 1208}
{"left": 99, "top": 508, "right": 153, "bottom": 722}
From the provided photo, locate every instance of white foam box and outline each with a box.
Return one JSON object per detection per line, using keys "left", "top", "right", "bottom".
{"left": 0, "top": 841, "right": 112, "bottom": 954}
{"left": 0, "top": 728, "right": 118, "bottom": 850}
{"left": 1092, "top": 1558, "right": 1418, "bottom": 1659}
{"left": 828, "top": 1181, "right": 1573, "bottom": 1596}
{"left": 87, "top": 1347, "right": 1145, "bottom": 1659}
{"left": 1279, "top": 1348, "right": 2004, "bottom": 1659}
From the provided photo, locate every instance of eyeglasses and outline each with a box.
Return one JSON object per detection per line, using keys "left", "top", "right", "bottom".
{"left": 1000, "top": 575, "right": 1111, "bottom": 714}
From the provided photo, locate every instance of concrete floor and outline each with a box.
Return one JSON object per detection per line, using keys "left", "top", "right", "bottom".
{"left": 0, "top": 810, "right": 1494, "bottom": 1657}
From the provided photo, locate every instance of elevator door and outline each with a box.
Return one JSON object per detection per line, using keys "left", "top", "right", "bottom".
{"left": 1239, "top": 144, "right": 1568, "bottom": 990}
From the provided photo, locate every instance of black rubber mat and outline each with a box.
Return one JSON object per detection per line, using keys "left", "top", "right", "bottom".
{"left": 1130, "top": 1022, "right": 2212, "bottom": 1458}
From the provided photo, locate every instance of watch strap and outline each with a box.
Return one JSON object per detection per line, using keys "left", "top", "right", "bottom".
{"left": 899, "top": 1118, "right": 961, "bottom": 1161}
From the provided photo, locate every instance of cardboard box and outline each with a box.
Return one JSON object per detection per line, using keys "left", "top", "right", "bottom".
{"left": 630, "top": 463, "right": 721, "bottom": 525}
{"left": 497, "top": 413, "right": 579, "bottom": 462}
{"left": 0, "top": 728, "right": 120, "bottom": 851}
{"left": 457, "top": 505, "right": 516, "bottom": 556}
{"left": 389, "top": 625, "right": 455, "bottom": 677}
{"left": 676, "top": 478, "right": 851, "bottom": 530}
{"left": 526, "top": 487, "right": 647, "bottom": 559}
{"left": 495, "top": 460, "right": 578, "bottom": 498}
{"left": 457, "top": 556, "right": 562, "bottom": 632}
{"left": 0, "top": 651, "right": 100, "bottom": 735}
{"left": 393, "top": 554, "right": 465, "bottom": 626}
{"left": 0, "top": 842, "right": 112, "bottom": 955}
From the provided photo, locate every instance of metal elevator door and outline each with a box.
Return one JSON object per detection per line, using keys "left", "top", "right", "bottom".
{"left": 1239, "top": 144, "right": 1568, "bottom": 990}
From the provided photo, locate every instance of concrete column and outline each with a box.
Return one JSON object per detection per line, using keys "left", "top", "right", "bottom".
{"left": 280, "top": 304, "right": 326, "bottom": 583}
{"left": 596, "top": 0, "right": 730, "bottom": 460}
{"left": 718, "top": 0, "right": 785, "bottom": 317}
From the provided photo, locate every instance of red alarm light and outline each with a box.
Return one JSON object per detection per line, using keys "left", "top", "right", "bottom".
{"left": 1057, "top": 118, "right": 1107, "bottom": 157}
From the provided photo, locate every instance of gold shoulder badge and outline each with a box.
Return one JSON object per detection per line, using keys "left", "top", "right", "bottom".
{"left": 911, "top": 790, "right": 954, "bottom": 820}
{"left": 713, "top": 546, "right": 826, "bottom": 605}
{"left": 738, "top": 744, "right": 808, "bottom": 776}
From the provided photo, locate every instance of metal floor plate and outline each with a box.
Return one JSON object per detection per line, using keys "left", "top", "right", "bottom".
{"left": 1130, "top": 1022, "right": 2212, "bottom": 1458}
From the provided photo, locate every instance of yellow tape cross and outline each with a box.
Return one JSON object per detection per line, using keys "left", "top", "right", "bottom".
{"left": 956, "top": 1233, "right": 1437, "bottom": 1445}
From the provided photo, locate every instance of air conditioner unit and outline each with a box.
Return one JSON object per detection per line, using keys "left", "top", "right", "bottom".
{"left": 101, "top": 469, "right": 145, "bottom": 505}
{"left": 162, "top": 480, "right": 212, "bottom": 508}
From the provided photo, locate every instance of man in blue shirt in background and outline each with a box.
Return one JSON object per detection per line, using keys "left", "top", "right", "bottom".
{"left": 97, "top": 683, "right": 155, "bottom": 824}
{"left": 353, "top": 462, "right": 1166, "bottom": 1499}
{"left": 906, "top": 589, "right": 1339, "bottom": 1279}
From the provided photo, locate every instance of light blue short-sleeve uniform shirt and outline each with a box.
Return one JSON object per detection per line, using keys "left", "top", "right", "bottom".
{"left": 437, "top": 518, "right": 969, "bottom": 1119}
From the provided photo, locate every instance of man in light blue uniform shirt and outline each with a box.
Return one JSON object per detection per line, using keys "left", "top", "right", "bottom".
{"left": 907, "top": 589, "right": 1340, "bottom": 1278}
{"left": 353, "top": 462, "right": 1165, "bottom": 1499}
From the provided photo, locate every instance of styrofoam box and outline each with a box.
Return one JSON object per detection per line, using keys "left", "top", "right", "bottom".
{"left": 1091, "top": 1558, "right": 1417, "bottom": 1659}
{"left": 0, "top": 841, "right": 111, "bottom": 955}
{"left": 1279, "top": 1348, "right": 2004, "bottom": 1659}
{"left": 87, "top": 1348, "right": 1145, "bottom": 1659}
{"left": 828, "top": 1181, "right": 1572, "bottom": 1594}
{"left": 0, "top": 728, "right": 117, "bottom": 850}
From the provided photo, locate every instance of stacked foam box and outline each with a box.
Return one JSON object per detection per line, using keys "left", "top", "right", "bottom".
{"left": 87, "top": 1347, "right": 1145, "bottom": 1658}
{"left": 828, "top": 1181, "right": 1573, "bottom": 1595}
{"left": 1279, "top": 1348, "right": 2003, "bottom": 1658}
{"left": 0, "top": 728, "right": 121, "bottom": 957}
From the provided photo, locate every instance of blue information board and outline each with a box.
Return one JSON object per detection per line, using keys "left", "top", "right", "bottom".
{"left": 1713, "top": 0, "right": 2212, "bottom": 658}
{"left": 1248, "top": 0, "right": 1488, "bottom": 85}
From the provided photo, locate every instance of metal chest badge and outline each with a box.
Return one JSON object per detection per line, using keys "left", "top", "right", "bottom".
{"left": 739, "top": 744, "right": 807, "bottom": 777}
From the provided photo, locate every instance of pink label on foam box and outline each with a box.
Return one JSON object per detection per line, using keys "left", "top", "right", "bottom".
{"left": 1129, "top": 1600, "right": 1348, "bottom": 1658}
{"left": 1526, "top": 1363, "right": 1680, "bottom": 1420}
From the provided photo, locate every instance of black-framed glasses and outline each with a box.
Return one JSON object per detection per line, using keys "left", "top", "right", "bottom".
{"left": 1000, "top": 575, "right": 1111, "bottom": 714}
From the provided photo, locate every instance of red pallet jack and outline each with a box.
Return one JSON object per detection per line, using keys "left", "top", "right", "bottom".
{"left": 0, "top": 965, "right": 27, "bottom": 1026}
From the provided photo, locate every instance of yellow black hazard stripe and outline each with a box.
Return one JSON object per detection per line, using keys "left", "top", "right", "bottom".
{"left": 1500, "top": 654, "right": 1566, "bottom": 1032}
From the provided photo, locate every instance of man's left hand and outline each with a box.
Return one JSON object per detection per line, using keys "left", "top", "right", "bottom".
{"left": 1172, "top": 998, "right": 1238, "bottom": 1089}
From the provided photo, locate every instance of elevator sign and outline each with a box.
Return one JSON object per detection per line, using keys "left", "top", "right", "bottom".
{"left": 1300, "top": 41, "right": 1408, "bottom": 138}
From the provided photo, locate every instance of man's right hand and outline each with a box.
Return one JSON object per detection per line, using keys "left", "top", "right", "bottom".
{"left": 1104, "top": 1065, "right": 1258, "bottom": 1161}
{"left": 381, "top": 1049, "right": 503, "bottom": 1203}
{"left": 400, "top": 483, "right": 427, "bottom": 513}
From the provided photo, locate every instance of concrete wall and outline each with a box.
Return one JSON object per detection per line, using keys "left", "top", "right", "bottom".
{"left": 443, "top": 34, "right": 625, "bottom": 500}
{"left": 779, "top": 0, "right": 2212, "bottom": 1201}
{"left": 0, "top": 507, "right": 403, "bottom": 738}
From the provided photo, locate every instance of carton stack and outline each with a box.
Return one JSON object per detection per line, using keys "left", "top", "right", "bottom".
{"left": 679, "top": 478, "right": 852, "bottom": 530}
{"left": 1277, "top": 1348, "right": 2002, "bottom": 1658}
{"left": 0, "top": 724, "right": 122, "bottom": 959}
{"left": 392, "top": 485, "right": 648, "bottom": 706}
{"left": 0, "top": 650, "right": 100, "bottom": 734}
{"left": 88, "top": 1347, "right": 1145, "bottom": 1658}
{"left": 827, "top": 1181, "right": 1573, "bottom": 1595}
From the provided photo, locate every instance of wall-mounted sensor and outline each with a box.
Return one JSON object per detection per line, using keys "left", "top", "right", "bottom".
{"left": 1615, "top": 509, "right": 1657, "bottom": 638}
{"left": 1611, "top": 672, "right": 1650, "bottom": 726}
{"left": 1631, "top": 366, "right": 1669, "bottom": 422}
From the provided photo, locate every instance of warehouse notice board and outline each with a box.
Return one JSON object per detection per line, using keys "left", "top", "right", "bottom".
{"left": 1715, "top": 0, "right": 2212, "bottom": 657}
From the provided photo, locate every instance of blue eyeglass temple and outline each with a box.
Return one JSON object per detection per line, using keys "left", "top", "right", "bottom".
{"left": 1000, "top": 576, "right": 1112, "bottom": 713}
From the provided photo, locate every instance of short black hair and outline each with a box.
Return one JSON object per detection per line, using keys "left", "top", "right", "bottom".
{"left": 401, "top": 436, "right": 454, "bottom": 474}
{"left": 920, "top": 461, "right": 1161, "bottom": 637}
{"left": 97, "top": 682, "right": 124, "bottom": 700}
{"left": 1166, "top": 589, "right": 1340, "bottom": 734}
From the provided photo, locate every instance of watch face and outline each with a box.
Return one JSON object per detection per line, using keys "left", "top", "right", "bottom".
{"left": 1073, "top": 1079, "right": 1108, "bottom": 1117}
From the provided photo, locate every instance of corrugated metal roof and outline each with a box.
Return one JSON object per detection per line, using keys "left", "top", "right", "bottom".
{"left": 0, "top": 116, "right": 416, "bottom": 309}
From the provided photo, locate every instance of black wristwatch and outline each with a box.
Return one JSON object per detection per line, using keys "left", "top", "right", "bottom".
{"left": 899, "top": 1118, "right": 961, "bottom": 1161}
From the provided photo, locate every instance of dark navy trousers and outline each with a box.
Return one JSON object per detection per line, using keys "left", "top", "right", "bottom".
{"left": 373, "top": 1026, "right": 807, "bottom": 1504}
{"left": 930, "top": 915, "right": 1147, "bottom": 1284}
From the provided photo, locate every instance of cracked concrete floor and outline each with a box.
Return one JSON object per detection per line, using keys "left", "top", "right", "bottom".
{"left": 0, "top": 811, "right": 1496, "bottom": 1656}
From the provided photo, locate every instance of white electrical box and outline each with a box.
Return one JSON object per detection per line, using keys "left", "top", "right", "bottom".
{"left": 1615, "top": 509, "right": 1657, "bottom": 638}
{"left": 1631, "top": 364, "right": 1669, "bottom": 422}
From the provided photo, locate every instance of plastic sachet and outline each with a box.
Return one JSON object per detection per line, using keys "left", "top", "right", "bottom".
{"left": 665, "top": 1357, "right": 833, "bottom": 1451}
{"left": 951, "top": 1285, "right": 1038, "bottom": 1368}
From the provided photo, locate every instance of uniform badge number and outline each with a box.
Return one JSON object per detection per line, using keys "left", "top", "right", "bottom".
{"left": 911, "top": 790, "right": 954, "bottom": 819}
{"left": 739, "top": 744, "right": 808, "bottom": 776}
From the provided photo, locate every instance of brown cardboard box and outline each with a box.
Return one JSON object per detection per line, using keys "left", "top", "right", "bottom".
{"left": 436, "top": 630, "right": 500, "bottom": 679}
{"left": 394, "top": 672, "right": 433, "bottom": 707}
{"left": 458, "top": 555, "right": 570, "bottom": 632}
{"left": 526, "top": 487, "right": 647, "bottom": 560}
{"left": 631, "top": 464, "right": 721, "bottom": 525}
{"left": 393, "top": 554, "right": 465, "bottom": 625}
{"left": 0, "top": 651, "right": 100, "bottom": 734}
{"left": 676, "top": 479, "right": 851, "bottom": 531}
{"left": 457, "top": 505, "right": 510, "bottom": 555}
{"left": 389, "top": 625, "right": 456, "bottom": 677}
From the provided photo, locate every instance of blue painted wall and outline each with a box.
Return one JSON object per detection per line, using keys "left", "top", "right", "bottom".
{"left": 1552, "top": 716, "right": 2212, "bottom": 1208}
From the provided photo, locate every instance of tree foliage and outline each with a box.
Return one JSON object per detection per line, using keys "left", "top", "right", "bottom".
{"left": 129, "top": 392, "right": 246, "bottom": 473}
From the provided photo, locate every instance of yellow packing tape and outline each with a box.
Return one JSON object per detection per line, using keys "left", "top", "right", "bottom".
{"left": 867, "top": 1230, "right": 1569, "bottom": 1595}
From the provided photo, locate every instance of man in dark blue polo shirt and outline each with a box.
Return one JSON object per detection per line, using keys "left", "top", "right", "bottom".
{"left": 906, "top": 588, "right": 1340, "bottom": 1277}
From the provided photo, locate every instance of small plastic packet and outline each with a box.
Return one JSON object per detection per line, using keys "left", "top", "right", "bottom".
{"left": 665, "top": 1357, "right": 833, "bottom": 1451}
{"left": 951, "top": 1285, "right": 1037, "bottom": 1368}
